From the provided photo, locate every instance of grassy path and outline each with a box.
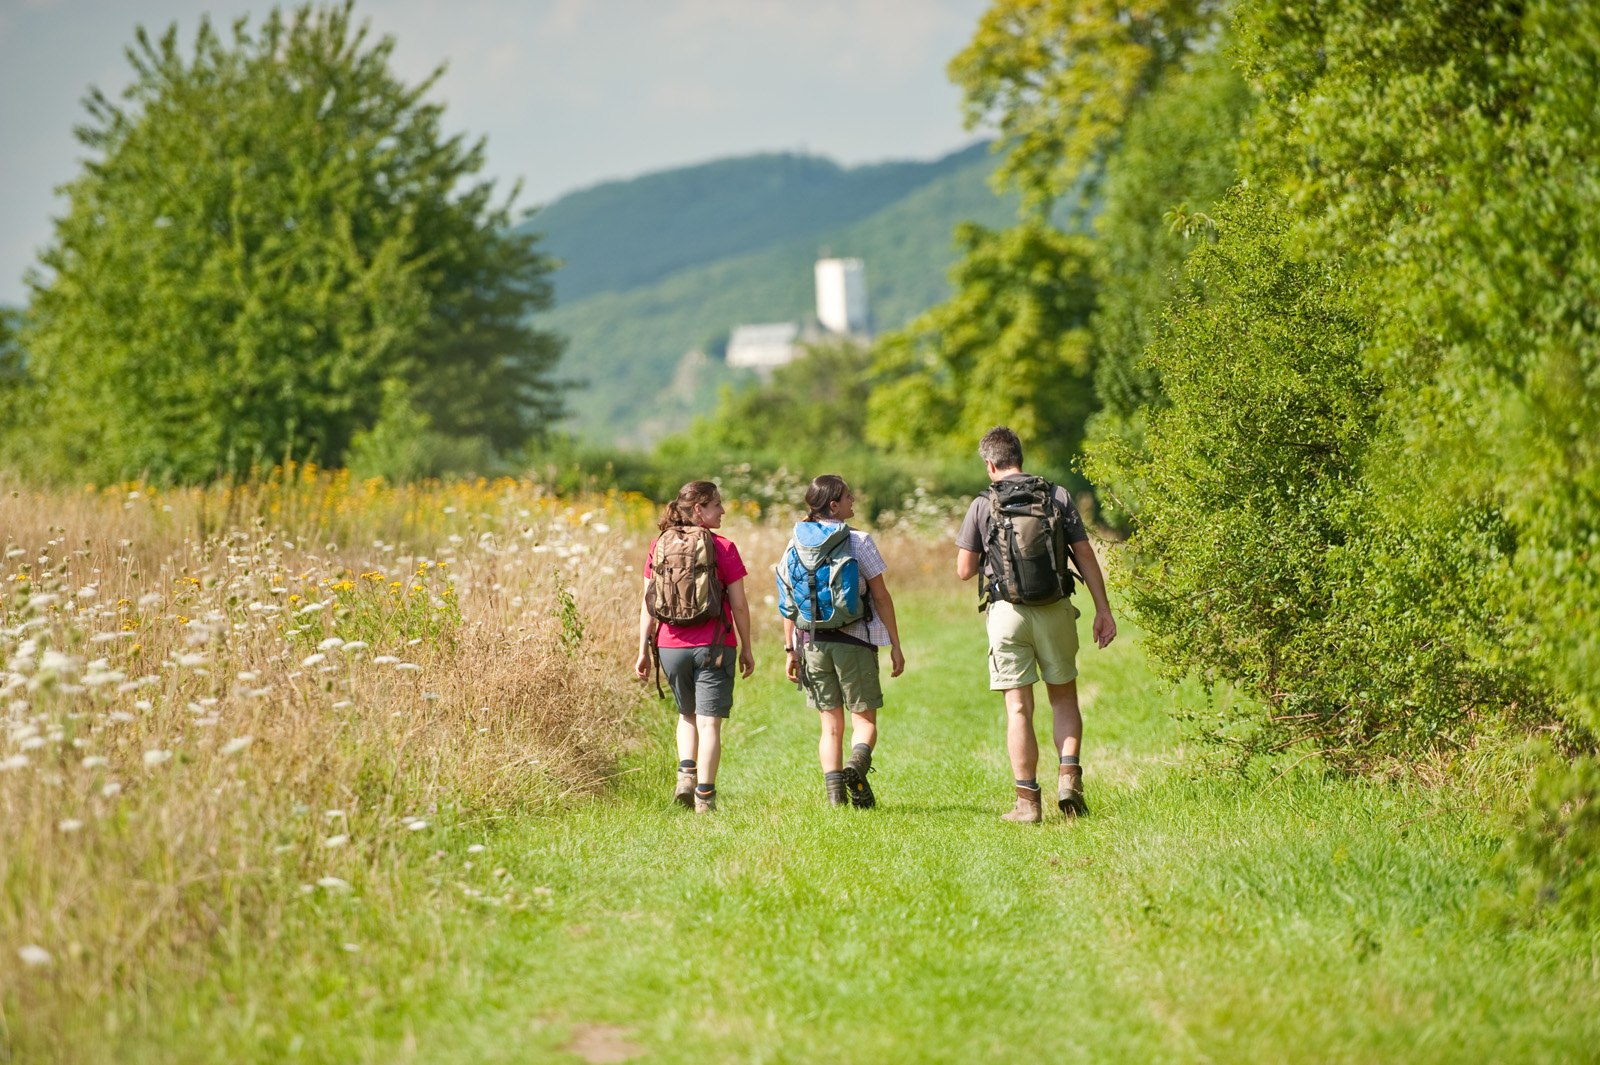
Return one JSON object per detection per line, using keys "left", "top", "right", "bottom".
{"left": 126, "top": 588, "right": 1598, "bottom": 1063}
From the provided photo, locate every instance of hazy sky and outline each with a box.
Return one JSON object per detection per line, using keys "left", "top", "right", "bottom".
{"left": 0, "top": 0, "right": 996, "bottom": 306}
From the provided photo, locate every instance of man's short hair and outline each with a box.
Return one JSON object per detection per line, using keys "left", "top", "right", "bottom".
{"left": 979, "top": 426, "right": 1023, "bottom": 470}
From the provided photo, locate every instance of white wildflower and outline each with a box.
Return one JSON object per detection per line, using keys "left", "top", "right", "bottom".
{"left": 18, "top": 945, "right": 51, "bottom": 967}
{"left": 591, "top": 522, "right": 611, "bottom": 534}
{"left": 296, "top": 601, "right": 327, "bottom": 616}
{"left": 324, "top": 809, "right": 345, "bottom": 820}
{"left": 76, "top": 585, "right": 98, "bottom": 600}
{"left": 237, "top": 671, "right": 259, "bottom": 682}
{"left": 82, "top": 668, "right": 125, "bottom": 688}
{"left": 220, "top": 736, "right": 254, "bottom": 756}
{"left": 317, "top": 637, "right": 344, "bottom": 651}
{"left": 143, "top": 749, "right": 172, "bottom": 768}
{"left": 1, "top": 754, "right": 28, "bottom": 771}
{"left": 342, "top": 943, "right": 360, "bottom": 953}
{"left": 100, "top": 782, "right": 123, "bottom": 797}
{"left": 340, "top": 641, "right": 367, "bottom": 652}
{"left": 58, "top": 819, "right": 84, "bottom": 833}
{"left": 19, "top": 736, "right": 45, "bottom": 751}
{"left": 407, "top": 820, "right": 428, "bottom": 831}
{"left": 81, "top": 755, "right": 108, "bottom": 769}
{"left": 467, "top": 844, "right": 486, "bottom": 854}
{"left": 301, "top": 653, "right": 326, "bottom": 667}
{"left": 323, "top": 834, "right": 348, "bottom": 848}
{"left": 38, "top": 650, "right": 75, "bottom": 675}
{"left": 174, "top": 653, "right": 206, "bottom": 668}
{"left": 316, "top": 876, "right": 351, "bottom": 892}
{"left": 331, "top": 700, "right": 352, "bottom": 709}
{"left": 133, "top": 700, "right": 153, "bottom": 711}
{"left": 372, "top": 655, "right": 400, "bottom": 665}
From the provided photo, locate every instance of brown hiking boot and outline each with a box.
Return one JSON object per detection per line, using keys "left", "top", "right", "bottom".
{"left": 1058, "top": 765, "right": 1087, "bottom": 818}
{"left": 694, "top": 788, "right": 717, "bottom": 814}
{"left": 1000, "top": 784, "right": 1043, "bottom": 824}
{"left": 674, "top": 771, "right": 696, "bottom": 809}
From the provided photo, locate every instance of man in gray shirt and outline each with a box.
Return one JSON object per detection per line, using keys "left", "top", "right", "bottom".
{"left": 956, "top": 426, "right": 1116, "bottom": 823}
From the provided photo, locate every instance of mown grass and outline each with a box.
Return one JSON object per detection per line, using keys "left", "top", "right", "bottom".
{"left": 7, "top": 494, "right": 1597, "bottom": 1063}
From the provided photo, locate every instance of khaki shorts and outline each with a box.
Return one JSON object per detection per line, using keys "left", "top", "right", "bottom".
{"left": 986, "top": 599, "right": 1080, "bottom": 690}
{"left": 799, "top": 640, "right": 883, "bottom": 713}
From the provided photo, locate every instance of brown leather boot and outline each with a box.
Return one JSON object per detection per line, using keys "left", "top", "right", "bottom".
{"left": 674, "top": 770, "right": 696, "bottom": 809}
{"left": 1058, "top": 765, "right": 1087, "bottom": 818}
{"left": 1000, "top": 784, "right": 1043, "bottom": 824}
{"left": 824, "top": 771, "right": 848, "bottom": 807}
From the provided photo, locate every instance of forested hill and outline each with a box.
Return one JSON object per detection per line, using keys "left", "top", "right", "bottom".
{"left": 525, "top": 141, "right": 994, "bottom": 305}
{"left": 522, "top": 142, "right": 1019, "bottom": 446}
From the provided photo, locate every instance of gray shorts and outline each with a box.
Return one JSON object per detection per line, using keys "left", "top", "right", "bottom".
{"left": 658, "top": 645, "right": 736, "bottom": 718}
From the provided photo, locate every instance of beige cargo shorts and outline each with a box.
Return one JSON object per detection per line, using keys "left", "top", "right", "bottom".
{"left": 985, "top": 599, "right": 1080, "bottom": 690}
{"left": 799, "top": 640, "right": 883, "bottom": 712}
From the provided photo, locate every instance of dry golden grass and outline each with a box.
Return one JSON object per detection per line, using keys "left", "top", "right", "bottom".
{"left": 0, "top": 470, "right": 670, "bottom": 1032}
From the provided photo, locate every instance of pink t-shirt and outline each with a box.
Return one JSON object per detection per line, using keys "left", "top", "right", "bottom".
{"left": 644, "top": 531, "right": 747, "bottom": 648}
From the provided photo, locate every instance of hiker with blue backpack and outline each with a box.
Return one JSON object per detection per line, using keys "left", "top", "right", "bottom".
{"left": 776, "top": 475, "right": 905, "bottom": 808}
{"left": 634, "top": 480, "right": 755, "bottom": 813}
{"left": 956, "top": 426, "right": 1116, "bottom": 824}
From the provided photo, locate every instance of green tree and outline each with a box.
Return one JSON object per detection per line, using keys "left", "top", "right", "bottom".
{"left": 867, "top": 221, "right": 1097, "bottom": 484}
{"left": 19, "top": 2, "right": 562, "bottom": 482}
{"left": 951, "top": 0, "right": 1223, "bottom": 212}
{"left": 1084, "top": 46, "right": 1254, "bottom": 525}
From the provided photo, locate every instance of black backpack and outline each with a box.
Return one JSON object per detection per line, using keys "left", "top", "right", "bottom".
{"left": 981, "top": 476, "right": 1077, "bottom": 609}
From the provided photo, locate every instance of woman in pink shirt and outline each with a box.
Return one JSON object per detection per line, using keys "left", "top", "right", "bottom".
{"left": 634, "top": 481, "right": 755, "bottom": 813}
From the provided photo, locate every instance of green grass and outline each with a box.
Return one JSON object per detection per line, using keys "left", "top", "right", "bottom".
{"left": 44, "top": 588, "right": 1600, "bottom": 1063}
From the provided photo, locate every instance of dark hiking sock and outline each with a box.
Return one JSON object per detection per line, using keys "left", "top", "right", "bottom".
{"left": 849, "top": 743, "right": 873, "bottom": 771}
{"left": 824, "top": 770, "right": 846, "bottom": 786}
{"left": 1016, "top": 778, "right": 1039, "bottom": 791}
{"left": 1059, "top": 755, "right": 1080, "bottom": 767}
{"left": 695, "top": 784, "right": 716, "bottom": 796}
{"left": 679, "top": 759, "right": 696, "bottom": 772}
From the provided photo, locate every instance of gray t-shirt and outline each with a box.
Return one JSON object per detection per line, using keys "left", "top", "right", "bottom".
{"left": 955, "top": 474, "right": 1089, "bottom": 557}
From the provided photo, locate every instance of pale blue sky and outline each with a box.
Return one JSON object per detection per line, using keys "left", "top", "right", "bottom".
{"left": 0, "top": 0, "right": 995, "bottom": 305}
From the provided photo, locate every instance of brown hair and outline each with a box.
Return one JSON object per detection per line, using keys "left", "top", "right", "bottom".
{"left": 979, "top": 426, "right": 1024, "bottom": 470}
{"left": 804, "top": 474, "right": 851, "bottom": 521}
{"left": 658, "top": 480, "right": 720, "bottom": 530}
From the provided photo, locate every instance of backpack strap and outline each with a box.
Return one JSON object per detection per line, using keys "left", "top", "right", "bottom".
{"left": 649, "top": 627, "right": 667, "bottom": 699}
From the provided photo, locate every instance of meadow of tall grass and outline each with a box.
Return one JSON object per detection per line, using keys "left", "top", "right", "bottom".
{"left": 1, "top": 467, "right": 724, "bottom": 1052}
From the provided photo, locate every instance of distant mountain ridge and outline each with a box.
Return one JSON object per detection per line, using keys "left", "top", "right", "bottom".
{"left": 525, "top": 141, "right": 994, "bottom": 305}
{"left": 523, "top": 142, "right": 1018, "bottom": 445}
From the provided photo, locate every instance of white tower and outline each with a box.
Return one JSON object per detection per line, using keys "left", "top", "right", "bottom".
{"left": 814, "top": 257, "right": 869, "bottom": 336}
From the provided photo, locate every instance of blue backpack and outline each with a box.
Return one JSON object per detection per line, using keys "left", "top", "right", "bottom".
{"left": 775, "top": 522, "right": 866, "bottom": 631}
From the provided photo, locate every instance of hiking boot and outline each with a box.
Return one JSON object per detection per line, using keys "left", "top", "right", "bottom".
{"left": 843, "top": 747, "right": 876, "bottom": 809}
{"left": 1000, "top": 784, "right": 1043, "bottom": 824}
{"left": 1058, "top": 766, "right": 1087, "bottom": 819}
{"left": 694, "top": 789, "right": 717, "bottom": 814}
{"left": 674, "top": 770, "right": 696, "bottom": 809}
{"left": 825, "top": 773, "right": 848, "bottom": 807}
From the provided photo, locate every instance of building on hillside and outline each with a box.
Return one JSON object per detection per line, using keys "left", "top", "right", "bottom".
{"left": 722, "top": 258, "right": 870, "bottom": 375}
{"left": 814, "top": 257, "right": 869, "bottom": 336}
{"left": 724, "top": 322, "right": 801, "bottom": 370}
